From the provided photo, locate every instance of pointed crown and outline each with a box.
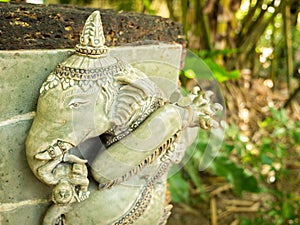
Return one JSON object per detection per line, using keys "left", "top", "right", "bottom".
{"left": 54, "top": 10, "right": 126, "bottom": 82}
{"left": 75, "top": 11, "right": 109, "bottom": 57}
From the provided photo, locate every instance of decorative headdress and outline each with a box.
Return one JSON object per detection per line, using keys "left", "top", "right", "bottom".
{"left": 54, "top": 11, "right": 126, "bottom": 82}
{"left": 75, "top": 11, "right": 109, "bottom": 57}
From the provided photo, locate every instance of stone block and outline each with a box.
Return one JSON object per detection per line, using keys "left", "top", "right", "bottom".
{"left": 0, "top": 44, "right": 182, "bottom": 223}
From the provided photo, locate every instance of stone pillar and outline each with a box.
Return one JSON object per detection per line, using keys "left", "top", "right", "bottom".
{"left": 0, "top": 3, "right": 184, "bottom": 224}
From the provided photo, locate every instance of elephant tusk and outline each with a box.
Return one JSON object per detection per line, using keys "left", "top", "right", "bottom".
{"left": 35, "top": 151, "right": 52, "bottom": 160}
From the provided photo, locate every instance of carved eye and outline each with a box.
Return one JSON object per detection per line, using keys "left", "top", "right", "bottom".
{"left": 69, "top": 102, "right": 80, "bottom": 109}
{"left": 68, "top": 99, "right": 88, "bottom": 109}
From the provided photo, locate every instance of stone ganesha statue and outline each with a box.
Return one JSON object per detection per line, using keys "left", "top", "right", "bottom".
{"left": 25, "top": 11, "right": 222, "bottom": 225}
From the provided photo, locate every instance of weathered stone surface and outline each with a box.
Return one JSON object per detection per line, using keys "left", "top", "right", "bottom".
{"left": 0, "top": 44, "right": 182, "bottom": 224}
{"left": 0, "top": 120, "right": 52, "bottom": 225}
{"left": 0, "top": 44, "right": 181, "bottom": 120}
{"left": 0, "top": 120, "right": 52, "bottom": 202}
{"left": 1, "top": 200, "right": 50, "bottom": 225}
{"left": 0, "top": 50, "right": 73, "bottom": 121}
{"left": 0, "top": 2, "right": 186, "bottom": 50}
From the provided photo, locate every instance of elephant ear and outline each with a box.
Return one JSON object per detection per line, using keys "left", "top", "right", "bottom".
{"left": 102, "top": 65, "right": 166, "bottom": 146}
{"left": 39, "top": 73, "right": 61, "bottom": 96}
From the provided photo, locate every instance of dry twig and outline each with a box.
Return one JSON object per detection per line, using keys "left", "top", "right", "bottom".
{"left": 210, "top": 197, "right": 218, "bottom": 225}
{"left": 210, "top": 184, "right": 233, "bottom": 197}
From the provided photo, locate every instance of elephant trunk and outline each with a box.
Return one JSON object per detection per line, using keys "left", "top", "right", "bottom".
{"left": 43, "top": 204, "right": 70, "bottom": 225}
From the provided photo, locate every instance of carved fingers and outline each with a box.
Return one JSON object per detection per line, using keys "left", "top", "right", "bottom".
{"left": 77, "top": 191, "right": 90, "bottom": 202}
{"left": 35, "top": 146, "right": 64, "bottom": 161}
{"left": 35, "top": 140, "right": 75, "bottom": 161}
{"left": 34, "top": 140, "right": 87, "bottom": 165}
{"left": 63, "top": 153, "right": 88, "bottom": 164}
{"left": 178, "top": 86, "right": 223, "bottom": 129}
{"left": 192, "top": 87, "right": 222, "bottom": 129}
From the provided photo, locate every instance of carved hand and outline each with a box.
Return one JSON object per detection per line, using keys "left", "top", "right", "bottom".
{"left": 178, "top": 86, "right": 223, "bottom": 129}
{"left": 63, "top": 152, "right": 88, "bottom": 164}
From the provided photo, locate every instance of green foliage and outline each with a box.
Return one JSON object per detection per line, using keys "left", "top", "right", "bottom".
{"left": 226, "top": 108, "right": 300, "bottom": 224}
{"left": 211, "top": 156, "right": 259, "bottom": 195}
{"left": 181, "top": 50, "right": 240, "bottom": 83}
{"left": 168, "top": 107, "right": 300, "bottom": 223}
{"left": 199, "top": 48, "right": 241, "bottom": 82}
{"left": 142, "top": 0, "right": 155, "bottom": 14}
{"left": 107, "top": 0, "right": 155, "bottom": 13}
{"left": 168, "top": 128, "right": 259, "bottom": 206}
{"left": 203, "top": 58, "right": 240, "bottom": 82}
{"left": 108, "top": 0, "right": 135, "bottom": 12}
{"left": 168, "top": 172, "right": 190, "bottom": 203}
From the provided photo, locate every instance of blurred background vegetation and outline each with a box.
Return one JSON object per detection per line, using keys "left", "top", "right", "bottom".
{"left": 7, "top": 0, "right": 300, "bottom": 224}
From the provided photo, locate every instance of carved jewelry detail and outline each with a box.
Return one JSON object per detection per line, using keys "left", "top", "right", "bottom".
{"left": 158, "top": 205, "right": 173, "bottom": 225}
{"left": 26, "top": 9, "right": 222, "bottom": 225}
{"left": 113, "top": 157, "right": 173, "bottom": 225}
{"left": 55, "top": 60, "right": 126, "bottom": 81}
{"left": 103, "top": 96, "right": 165, "bottom": 146}
{"left": 99, "top": 132, "right": 179, "bottom": 190}
{"left": 113, "top": 184, "right": 153, "bottom": 225}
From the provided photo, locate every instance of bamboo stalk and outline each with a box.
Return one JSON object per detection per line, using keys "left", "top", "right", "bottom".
{"left": 270, "top": 20, "right": 276, "bottom": 89}
{"left": 238, "top": 6, "right": 268, "bottom": 49}
{"left": 215, "top": 0, "right": 230, "bottom": 65}
{"left": 165, "top": 0, "right": 176, "bottom": 20}
{"left": 283, "top": 3, "right": 294, "bottom": 93}
{"left": 284, "top": 84, "right": 300, "bottom": 108}
{"left": 237, "top": 0, "right": 263, "bottom": 44}
{"left": 181, "top": 0, "right": 189, "bottom": 34}
{"left": 222, "top": 199, "right": 256, "bottom": 206}
{"left": 225, "top": 202, "right": 260, "bottom": 212}
{"left": 210, "top": 184, "right": 233, "bottom": 196}
{"left": 195, "top": 0, "right": 212, "bottom": 50}
{"left": 238, "top": 0, "right": 287, "bottom": 57}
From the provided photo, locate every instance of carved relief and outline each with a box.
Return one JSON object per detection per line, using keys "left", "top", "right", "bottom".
{"left": 25, "top": 11, "right": 222, "bottom": 225}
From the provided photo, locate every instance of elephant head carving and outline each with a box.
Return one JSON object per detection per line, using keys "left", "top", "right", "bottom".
{"left": 26, "top": 11, "right": 222, "bottom": 225}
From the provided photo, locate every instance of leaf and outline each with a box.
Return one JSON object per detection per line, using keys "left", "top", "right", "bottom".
{"left": 184, "top": 69, "right": 196, "bottom": 78}
{"left": 142, "top": 0, "right": 156, "bottom": 14}
{"left": 184, "top": 161, "right": 208, "bottom": 200}
{"left": 167, "top": 172, "right": 190, "bottom": 203}
{"left": 272, "top": 127, "right": 286, "bottom": 137}
{"left": 282, "top": 199, "right": 295, "bottom": 219}
{"left": 203, "top": 58, "right": 240, "bottom": 82}
{"left": 239, "top": 218, "right": 252, "bottom": 225}
{"left": 294, "top": 121, "right": 300, "bottom": 128}
{"left": 269, "top": 108, "right": 289, "bottom": 124}
{"left": 260, "top": 139, "right": 273, "bottom": 154}
{"left": 223, "top": 143, "right": 235, "bottom": 154}
{"left": 260, "top": 153, "right": 273, "bottom": 165}
{"left": 211, "top": 156, "right": 260, "bottom": 195}
{"left": 291, "top": 129, "right": 300, "bottom": 145}
{"left": 260, "top": 117, "right": 273, "bottom": 127}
